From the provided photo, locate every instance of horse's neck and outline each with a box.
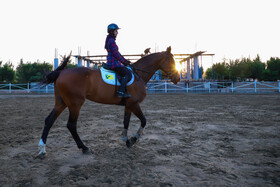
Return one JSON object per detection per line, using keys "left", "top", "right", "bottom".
{"left": 134, "top": 53, "right": 164, "bottom": 83}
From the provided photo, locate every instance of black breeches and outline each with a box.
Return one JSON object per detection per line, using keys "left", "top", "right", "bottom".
{"left": 114, "top": 67, "right": 132, "bottom": 82}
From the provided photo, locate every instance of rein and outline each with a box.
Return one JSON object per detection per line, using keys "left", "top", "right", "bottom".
{"left": 131, "top": 66, "right": 150, "bottom": 74}
{"left": 131, "top": 65, "right": 174, "bottom": 80}
{"left": 131, "top": 66, "right": 172, "bottom": 76}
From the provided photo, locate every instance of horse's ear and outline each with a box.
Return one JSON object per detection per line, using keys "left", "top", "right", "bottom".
{"left": 167, "top": 46, "right": 172, "bottom": 54}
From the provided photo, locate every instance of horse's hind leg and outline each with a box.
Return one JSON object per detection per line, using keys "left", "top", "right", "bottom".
{"left": 38, "top": 97, "right": 66, "bottom": 157}
{"left": 122, "top": 107, "right": 132, "bottom": 142}
{"left": 67, "top": 103, "right": 90, "bottom": 154}
{"left": 126, "top": 103, "right": 146, "bottom": 148}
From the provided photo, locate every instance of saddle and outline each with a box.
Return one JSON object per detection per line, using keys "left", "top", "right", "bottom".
{"left": 100, "top": 65, "right": 134, "bottom": 86}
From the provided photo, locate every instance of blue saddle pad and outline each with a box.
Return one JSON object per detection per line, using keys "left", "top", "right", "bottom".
{"left": 100, "top": 67, "right": 134, "bottom": 86}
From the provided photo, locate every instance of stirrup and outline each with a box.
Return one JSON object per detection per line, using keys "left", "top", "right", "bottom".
{"left": 117, "top": 91, "right": 130, "bottom": 98}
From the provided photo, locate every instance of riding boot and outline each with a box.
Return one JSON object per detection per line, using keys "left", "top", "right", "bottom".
{"left": 118, "top": 76, "right": 130, "bottom": 98}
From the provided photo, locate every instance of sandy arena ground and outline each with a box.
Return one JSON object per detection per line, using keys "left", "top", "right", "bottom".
{"left": 0, "top": 94, "right": 279, "bottom": 186}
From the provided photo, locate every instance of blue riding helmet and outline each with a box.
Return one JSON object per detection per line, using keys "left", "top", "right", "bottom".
{"left": 107, "top": 23, "right": 120, "bottom": 33}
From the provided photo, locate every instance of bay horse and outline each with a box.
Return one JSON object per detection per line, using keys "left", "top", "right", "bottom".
{"left": 37, "top": 46, "right": 180, "bottom": 158}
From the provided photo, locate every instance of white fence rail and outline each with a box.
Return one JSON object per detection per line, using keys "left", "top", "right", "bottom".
{"left": 0, "top": 83, "right": 54, "bottom": 94}
{"left": 1, "top": 81, "right": 280, "bottom": 94}
{"left": 147, "top": 80, "right": 280, "bottom": 93}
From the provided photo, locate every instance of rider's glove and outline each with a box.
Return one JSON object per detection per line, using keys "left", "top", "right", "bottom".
{"left": 130, "top": 64, "right": 136, "bottom": 70}
{"left": 124, "top": 60, "right": 131, "bottom": 66}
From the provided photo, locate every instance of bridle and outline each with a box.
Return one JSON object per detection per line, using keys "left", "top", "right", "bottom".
{"left": 130, "top": 55, "right": 177, "bottom": 79}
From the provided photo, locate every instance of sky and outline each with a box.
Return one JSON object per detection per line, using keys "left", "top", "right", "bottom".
{"left": 0, "top": 0, "right": 279, "bottom": 69}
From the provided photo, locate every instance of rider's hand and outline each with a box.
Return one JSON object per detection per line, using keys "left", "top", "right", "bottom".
{"left": 130, "top": 64, "right": 136, "bottom": 70}
{"left": 124, "top": 60, "right": 131, "bottom": 66}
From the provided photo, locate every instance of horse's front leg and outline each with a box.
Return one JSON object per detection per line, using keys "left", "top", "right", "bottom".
{"left": 122, "top": 107, "right": 131, "bottom": 142}
{"left": 126, "top": 103, "right": 146, "bottom": 148}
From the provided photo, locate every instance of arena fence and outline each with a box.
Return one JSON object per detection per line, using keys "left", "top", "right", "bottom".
{"left": 0, "top": 83, "right": 55, "bottom": 94}
{"left": 0, "top": 81, "right": 279, "bottom": 94}
{"left": 147, "top": 80, "right": 280, "bottom": 94}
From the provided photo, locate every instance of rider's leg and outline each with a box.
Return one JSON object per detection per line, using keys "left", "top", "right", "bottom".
{"left": 118, "top": 76, "right": 131, "bottom": 98}
{"left": 114, "top": 67, "right": 131, "bottom": 98}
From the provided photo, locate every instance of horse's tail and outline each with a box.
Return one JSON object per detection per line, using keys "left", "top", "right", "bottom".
{"left": 42, "top": 52, "right": 72, "bottom": 85}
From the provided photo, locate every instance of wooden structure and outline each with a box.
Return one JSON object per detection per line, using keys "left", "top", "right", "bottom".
{"left": 54, "top": 48, "right": 214, "bottom": 80}
{"left": 174, "top": 52, "right": 215, "bottom": 80}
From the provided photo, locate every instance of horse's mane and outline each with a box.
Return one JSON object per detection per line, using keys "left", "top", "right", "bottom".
{"left": 135, "top": 51, "right": 165, "bottom": 65}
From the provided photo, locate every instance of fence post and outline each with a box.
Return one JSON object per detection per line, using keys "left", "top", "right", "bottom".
{"left": 27, "top": 83, "right": 30, "bottom": 93}
{"left": 209, "top": 81, "right": 211, "bottom": 93}
{"left": 9, "top": 83, "right": 11, "bottom": 93}
{"left": 231, "top": 82, "right": 234, "bottom": 93}
{"left": 186, "top": 83, "right": 188, "bottom": 93}
{"left": 46, "top": 85, "right": 48, "bottom": 93}
{"left": 165, "top": 81, "right": 167, "bottom": 93}
{"left": 279, "top": 81, "right": 280, "bottom": 93}
{"left": 254, "top": 80, "right": 257, "bottom": 93}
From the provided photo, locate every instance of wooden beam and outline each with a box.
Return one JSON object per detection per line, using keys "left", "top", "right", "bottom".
{"left": 73, "top": 52, "right": 215, "bottom": 64}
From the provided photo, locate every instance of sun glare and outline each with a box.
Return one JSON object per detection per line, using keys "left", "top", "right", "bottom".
{"left": 175, "top": 62, "right": 182, "bottom": 72}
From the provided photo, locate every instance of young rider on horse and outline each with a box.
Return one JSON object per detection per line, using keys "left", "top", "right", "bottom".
{"left": 105, "top": 23, "right": 131, "bottom": 98}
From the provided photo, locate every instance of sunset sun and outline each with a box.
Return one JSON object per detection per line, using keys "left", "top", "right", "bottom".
{"left": 175, "top": 62, "right": 183, "bottom": 72}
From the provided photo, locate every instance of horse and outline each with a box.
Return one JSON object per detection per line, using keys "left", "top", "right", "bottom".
{"left": 37, "top": 46, "right": 180, "bottom": 158}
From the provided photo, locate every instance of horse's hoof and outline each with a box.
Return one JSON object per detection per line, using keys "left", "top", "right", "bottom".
{"left": 126, "top": 140, "right": 131, "bottom": 148}
{"left": 82, "top": 148, "right": 92, "bottom": 154}
{"left": 35, "top": 152, "right": 46, "bottom": 159}
{"left": 126, "top": 137, "right": 137, "bottom": 148}
{"left": 122, "top": 136, "right": 128, "bottom": 142}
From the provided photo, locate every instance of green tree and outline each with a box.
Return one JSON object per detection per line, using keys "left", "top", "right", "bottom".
{"left": 249, "top": 55, "right": 265, "bottom": 80}
{"left": 264, "top": 57, "right": 280, "bottom": 81}
{"left": 0, "top": 61, "right": 15, "bottom": 82}
{"left": 204, "top": 68, "right": 212, "bottom": 79}
{"left": 227, "top": 57, "right": 254, "bottom": 80}
{"left": 16, "top": 60, "right": 52, "bottom": 82}
{"left": 66, "top": 61, "right": 76, "bottom": 69}
{"left": 237, "top": 58, "right": 252, "bottom": 80}
{"left": 228, "top": 59, "right": 239, "bottom": 80}
{"left": 205, "top": 61, "right": 229, "bottom": 80}
{"left": 206, "top": 55, "right": 266, "bottom": 81}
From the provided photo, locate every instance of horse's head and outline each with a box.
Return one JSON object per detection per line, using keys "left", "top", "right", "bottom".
{"left": 159, "top": 47, "right": 180, "bottom": 84}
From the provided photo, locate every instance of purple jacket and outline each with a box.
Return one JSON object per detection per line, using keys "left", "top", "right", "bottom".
{"left": 105, "top": 35, "right": 129, "bottom": 69}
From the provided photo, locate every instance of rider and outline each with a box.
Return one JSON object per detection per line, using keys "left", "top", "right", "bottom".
{"left": 105, "top": 23, "right": 131, "bottom": 98}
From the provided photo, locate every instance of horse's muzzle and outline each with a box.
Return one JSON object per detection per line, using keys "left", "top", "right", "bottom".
{"left": 171, "top": 73, "right": 180, "bottom": 85}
